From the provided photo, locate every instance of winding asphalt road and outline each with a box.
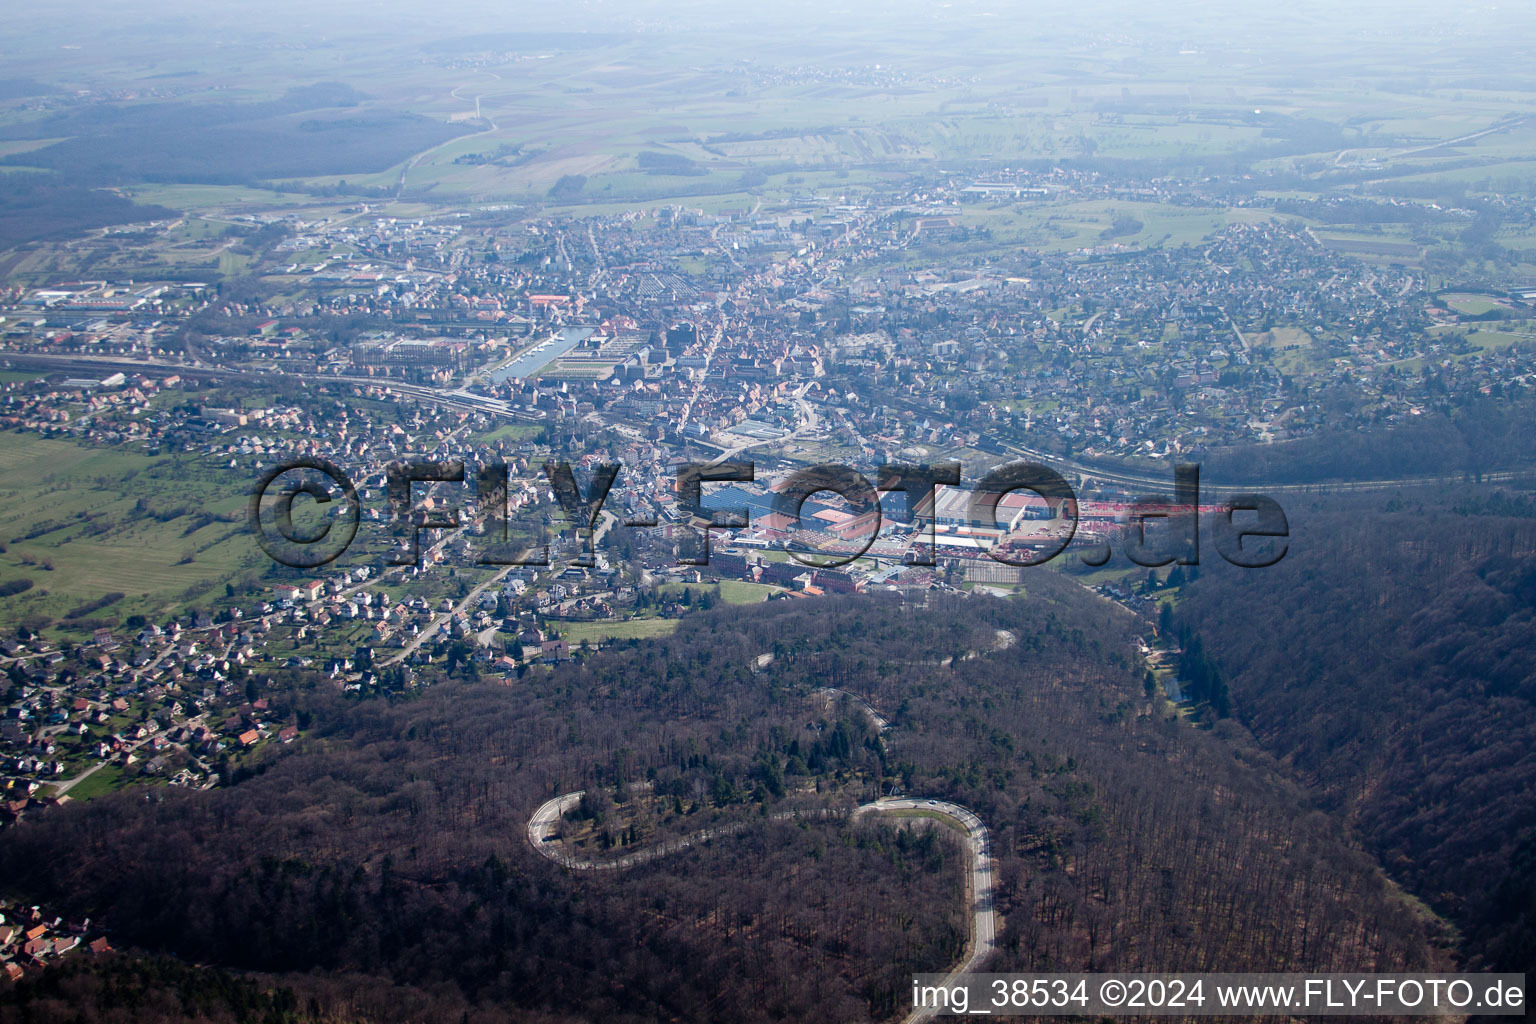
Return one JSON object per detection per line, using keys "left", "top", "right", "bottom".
{"left": 527, "top": 789, "right": 997, "bottom": 1023}
{"left": 860, "top": 798, "right": 997, "bottom": 1022}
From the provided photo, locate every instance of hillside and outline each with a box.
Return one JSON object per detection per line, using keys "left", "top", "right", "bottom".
{"left": 0, "top": 582, "right": 1447, "bottom": 1021}
{"left": 1176, "top": 493, "right": 1536, "bottom": 974}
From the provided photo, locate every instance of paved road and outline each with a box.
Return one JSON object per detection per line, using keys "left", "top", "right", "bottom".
{"left": 1335, "top": 117, "right": 1526, "bottom": 166}
{"left": 382, "top": 564, "right": 511, "bottom": 667}
{"left": 52, "top": 709, "right": 211, "bottom": 796}
{"left": 398, "top": 96, "right": 500, "bottom": 198}
{"left": 817, "top": 686, "right": 891, "bottom": 733}
{"left": 19, "top": 352, "right": 1524, "bottom": 498}
{"left": 526, "top": 789, "right": 998, "bottom": 1022}
{"left": 860, "top": 798, "right": 998, "bottom": 1022}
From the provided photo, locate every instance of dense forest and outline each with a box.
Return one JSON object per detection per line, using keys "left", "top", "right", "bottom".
{"left": 0, "top": 578, "right": 1447, "bottom": 1022}
{"left": 1198, "top": 392, "right": 1536, "bottom": 485}
{"left": 0, "top": 84, "right": 460, "bottom": 187}
{"left": 0, "top": 176, "right": 177, "bottom": 250}
{"left": 1176, "top": 489, "right": 1536, "bottom": 975}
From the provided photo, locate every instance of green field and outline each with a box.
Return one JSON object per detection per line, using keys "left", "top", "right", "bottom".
{"left": 1466, "top": 328, "right": 1532, "bottom": 352}
{"left": 1250, "top": 326, "right": 1321, "bottom": 373}
{"left": 0, "top": 435, "right": 265, "bottom": 632}
{"left": 660, "top": 580, "right": 780, "bottom": 605}
{"left": 1442, "top": 293, "right": 1506, "bottom": 316}
{"left": 53, "top": 764, "right": 124, "bottom": 803}
{"left": 956, "top": 199, "right": 1243, "bottom": 252}
{"left": 559, "top": 618, "right": 681, "bottom": 644}
{"left": 476, "top": 422, "right": 544, "bottom": 445}
{"left": 714, "top": 580, "right": 780, "bottom": 604}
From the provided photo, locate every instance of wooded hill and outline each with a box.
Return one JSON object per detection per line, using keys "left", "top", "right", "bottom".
{"left": 0, "top": 579, "right": 1446, "bottom": 1022}
{"left": 1176, "top": 490, "right": 1536, "bottom": 976}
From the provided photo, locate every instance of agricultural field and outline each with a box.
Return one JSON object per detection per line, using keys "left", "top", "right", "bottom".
{"left": 0, "top": 434, "right": 263, "bottom": 634}
{"left": 1313, "top": 234, "right": 1424, "bottom": 261}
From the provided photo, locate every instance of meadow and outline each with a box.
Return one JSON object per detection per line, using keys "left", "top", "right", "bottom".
{"left": 0, "top": 435, "right": 264, "bottom": 634}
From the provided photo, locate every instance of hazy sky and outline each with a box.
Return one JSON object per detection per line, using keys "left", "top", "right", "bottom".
{"left": 11, "top": 0, "right": 1533, "bottom": 50}
{"left": 4, "top": 0, "right": 1533, "bottom": 97}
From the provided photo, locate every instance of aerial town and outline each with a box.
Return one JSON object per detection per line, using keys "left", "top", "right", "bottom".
{"left": 0, "top": 160, "right": 1531, "bottom": 978}
{"left": 4, "top": 0, "right": 1536, "bottom": 1012}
